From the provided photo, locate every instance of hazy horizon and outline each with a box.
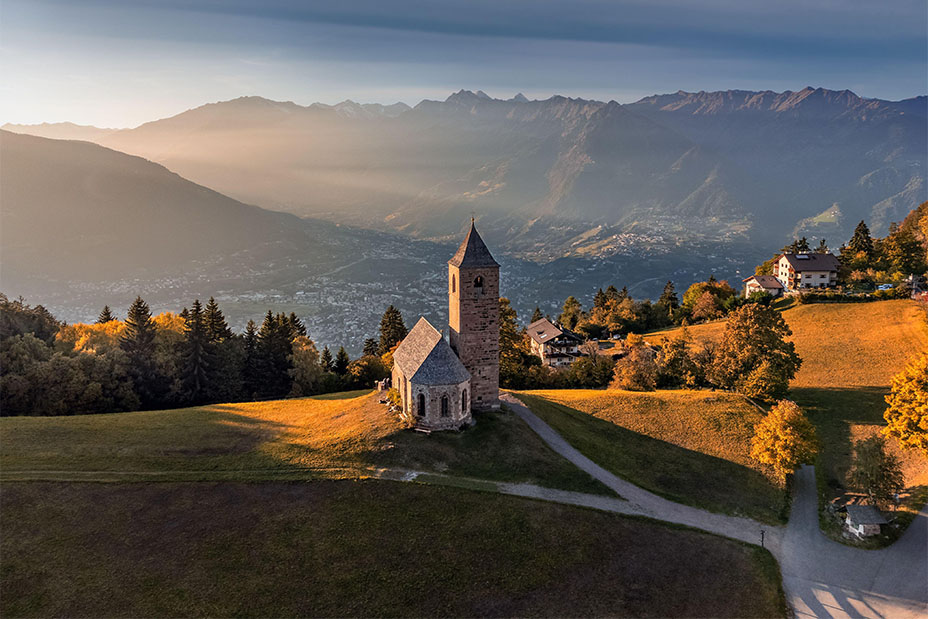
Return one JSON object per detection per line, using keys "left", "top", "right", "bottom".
{"left": 2, "top": 0, "right": 925, "bottom": 127}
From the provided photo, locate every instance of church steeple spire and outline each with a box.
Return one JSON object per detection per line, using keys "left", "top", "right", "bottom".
{"left": 448, "top": 220, "right": 499, "bottom": 268}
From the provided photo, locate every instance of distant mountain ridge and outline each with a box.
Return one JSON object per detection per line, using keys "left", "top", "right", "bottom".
{"left": 5, "top": 87, "right": 924, "bottom": 257}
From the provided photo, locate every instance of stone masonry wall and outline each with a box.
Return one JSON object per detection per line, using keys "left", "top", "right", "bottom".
{"left": 448, "top": 264, "right": 500, "bottom": 410}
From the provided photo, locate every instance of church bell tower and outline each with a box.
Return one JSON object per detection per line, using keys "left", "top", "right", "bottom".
{"left": 448, "top": 219, "right": 500, "bottom": 411}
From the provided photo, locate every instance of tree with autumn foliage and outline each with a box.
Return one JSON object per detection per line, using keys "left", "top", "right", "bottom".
{"left": 709, "top": 304, "right": 801, "bottom": 401}
{"left": 882, "top": 352, "right": 928, "bottom": 457}
{"left": 750, "top": 400, "right": 819, "bottom": 483}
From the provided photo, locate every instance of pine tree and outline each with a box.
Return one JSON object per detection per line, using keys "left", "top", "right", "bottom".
{"left": 96, "top": 305, "right": 116, "bottom": 324}
{"left": 815, "top": 238, "right": 829, "bottom": 254}
{"left": 530, "top": 307, "right": 544, "bottom": 323}
{"left": 119, "top": 296, "right": 162, "bottom": 407}
{"left": 182, "top": 299, "right": 213, "bottom": 403}
{"left": 618, "top": 286, "right": 630, "bottom": 301}
{"left": 362, "top": 338, "right": 379, "bottom": 357}
{"left": 658, "top": 281, "right": 679, "bottom": 310}
{"left": 848, "top": 220, "right": 874, "bottom": 257}
{"left": 379, "top": 305, "right": 407, "bottom": 354}
{"left": 334, "top": 346, "right": 350, "bottom": 375}
{"left": 242, "top": 320, "right": 259, "bottom": 397}
{"left": 321, "top": 346, "right": 334, "bottom": 372}
{"left": 204, "top": 297, "right": 232, "bottom": 342}
{"left": 605, "top": 285, "right": 620, "bottom": 301}
{"left": 558, "top": 296, "right": 583, "bottom": 329}
{"left": 256, "top": 311, "right": 294, "bottom": 396}
{"left": 287, "top": 312, "right": 307, "bottom": 339}
{"left": 593, "top": 288, "right": 607, "bottom": 309}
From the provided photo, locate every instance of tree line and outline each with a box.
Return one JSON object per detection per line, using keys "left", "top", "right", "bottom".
{"left": 0, "top": 295, "right": 410, "bottom": 416}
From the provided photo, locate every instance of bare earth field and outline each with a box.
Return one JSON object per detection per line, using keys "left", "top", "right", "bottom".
{"left": 0, "top": 480, "right": 785, "bottom": 618}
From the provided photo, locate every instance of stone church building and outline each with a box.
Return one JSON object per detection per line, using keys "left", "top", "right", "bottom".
{"left": 392, "top": 221, "right": 500, "bottom": 430}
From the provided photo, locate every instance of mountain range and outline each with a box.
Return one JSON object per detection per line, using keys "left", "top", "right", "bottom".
{"left": 5, "top": 87, "right": 924, "bottom": 259}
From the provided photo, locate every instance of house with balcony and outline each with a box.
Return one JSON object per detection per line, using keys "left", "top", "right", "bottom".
{"left": 775, "top": 253, "right": 840, "bottom": 291}
{"left": 527, "top": 318, "right": 584, "bottom": 367}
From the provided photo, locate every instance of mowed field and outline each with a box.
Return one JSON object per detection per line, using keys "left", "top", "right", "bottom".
{"left": 0, "top": 481, "right": 786, "bottom": 618}
{"left": 516, "top": 390, "right": 786, "bottom": 524}
{"left": 0, "top": 390, "right": 607, "bottom": 495}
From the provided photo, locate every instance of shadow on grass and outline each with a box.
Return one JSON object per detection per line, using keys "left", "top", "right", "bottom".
{"left": 365, "top": 409, "right": 613, "bottom": 496}
{"left": 789, "top": 386, "right": 888, "bottom": 490}
{"left": 516, "top": 394, "right": 786, "bottom": 525}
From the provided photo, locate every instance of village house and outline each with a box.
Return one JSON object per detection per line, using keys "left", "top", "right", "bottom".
{"left": 845, "top": 505, "right": 888, "bottom": 538}
{"left": 775, "top": 252, "right": 841, "bottom": 291}
{"left": 743, "top": 274, "right": 784, "bottom": 298}
{"left": 527, "top": 317, "right": 584, "bottom": 367}
{"left": 391, "top": 220, "right": 500, "bottom": 431}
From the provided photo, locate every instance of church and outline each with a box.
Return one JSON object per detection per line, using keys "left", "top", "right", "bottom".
{"left": 391, "top": 220, "right": 500, "bottom": 431}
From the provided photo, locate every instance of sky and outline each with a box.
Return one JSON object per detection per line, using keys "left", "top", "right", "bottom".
{"left": 2, "top": 0, "right": 926, "bottom": 127}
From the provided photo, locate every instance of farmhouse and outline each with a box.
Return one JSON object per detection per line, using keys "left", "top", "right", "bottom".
{"left": 391, "top": 220, "right": 500, "bottom": 430}
{"left": 845, "top": 505, "right": 888, "bottom": 538}
{"left": 743, "top": 275, "right": 784, "bottom": 298}
{"left": 775, "top": 253, "right": 840, "bottom": 291}
{"left": 527, "top": 318, "right": 584, "bottom": 367}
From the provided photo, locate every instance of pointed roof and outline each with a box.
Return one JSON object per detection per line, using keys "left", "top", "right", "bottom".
{"left": 393, "top": 318, "right": 471, "bottom": 385}
{"left": 448, "top": 220, "right": 499, "bottom": 268}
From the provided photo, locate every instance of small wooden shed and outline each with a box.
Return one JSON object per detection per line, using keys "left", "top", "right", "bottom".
{"left": 845, "top": 505, "right": 887, "bottom": 537}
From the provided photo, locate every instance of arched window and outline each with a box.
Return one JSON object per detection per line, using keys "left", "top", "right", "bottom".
{"left": 417, "top": 393, "right": 425, "bottom": 417}
{"left": 462, "top": 389, "right": 468, "bottom": 413}
{"left": 474, "top": 275, "right": 484, "bottom": 288}
{"left": 441, "top": 395, "right": 449, "bottom": 417}
{"left": 451, "top": 275, "right": 456, "bottom": 293}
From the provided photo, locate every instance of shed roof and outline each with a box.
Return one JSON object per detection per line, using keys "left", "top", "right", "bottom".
{"left": 846, "top": 505, "right": 888, "bottom": 525}
{"left": 779, "top": 253, "right": 840, "bottom": 272}
{"left": 743, "top": 275, "right": 784, "bottom": 289}
{"left": 393, "top": 317, "right": 471, "bottom": 386}
{"left": 448, "top": 221, "right": 499, "bottom": 269}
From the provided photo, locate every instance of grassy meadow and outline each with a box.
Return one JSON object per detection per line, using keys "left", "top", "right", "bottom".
{"left": 630, "top": 299, "right": 928, "bottom": 519}
{"left": 0, "top": 390, "right": 607, "bottom": 495}
{"left": 0, "top": 481, "right": 785, "bottom": 618}
{"left": 515, "top": 390, "right": 786, "bottom": 524}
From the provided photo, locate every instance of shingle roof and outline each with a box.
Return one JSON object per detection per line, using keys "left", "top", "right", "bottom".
{"left": 393, "top": 317, "right": 471, "bottom": 386}
{"left": 527, "top": 318, "right": 582, "bottom": 345}
{"left": 779, "top": 253, "right": 840, "bottom": 272}
{"left": 846, "top": 505, "right": 888, "bottom": 525}
{"left": 448, "top": 220, "right": 500, "bottom": 268}
{"left": 743, "top": 275, "right": 784, "bottom": 289}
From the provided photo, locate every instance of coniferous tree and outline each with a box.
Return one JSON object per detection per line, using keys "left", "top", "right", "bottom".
{"left": 287, "top": 312, "right": 307, "bottom": 339}
{"left": 242, "top": 320, "right": 259, "bottom": 397}
{"left": 181, "top": 299, "right": 213, "bottom": 403}
{"left": 658, "top": 281, "right": 679, "bottom": 311}
{"left": 593, "top": 288, "right": 607, "bottom": 309}
{"left": 618, "top": 286, "right": 630, "bottom": 301}
{"left": 119, "top": 296, "right": 163, "bottom": 407}
{"left": 362, "top": 338, "right": 379, "bottom": 357}
{"left": 204, "top": 297, "right": 232, "bottom": 342}
{"left": 558, "top": 296, "right": 583, "bottom": 329}
{"left": 320, "top": 346, "right": 334, "bottom": 372}
{"left": 847, "top": 220, "right": 874, "bottom": 257}
{"left": 815, "top": 238, "right": 829, "bottom": 253}
{"left": 256, "top": 311, "right": 294, "bottom": 396}
{"left": 96, "top": 305, "right": 116, "bottom": 324}
{"left": 605, "top": 285, "right": 620, "bottom": 301}
{"left": 378, "top": 306, "right": 407, "bottom": 354}
{"left": 334, "top": 346, "right": 350, "bottom": 376}
{"left": 530, "top": 306, "right": 544, "bottom": 323}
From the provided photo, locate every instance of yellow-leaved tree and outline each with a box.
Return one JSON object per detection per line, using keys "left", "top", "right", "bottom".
{"left": 750, "top": 400, "right": 819, "bottom": 483}
{"left": 882, "top": 352, "right": 928, "bottom": 458}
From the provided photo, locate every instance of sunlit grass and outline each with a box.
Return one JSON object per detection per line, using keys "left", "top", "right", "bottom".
{"left": 0, "top": 390, "right": 608, "bottom": 494}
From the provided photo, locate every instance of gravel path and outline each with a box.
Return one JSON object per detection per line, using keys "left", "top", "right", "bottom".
{"left": 502, "top": 392, "right": 928, "bottom": 619}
